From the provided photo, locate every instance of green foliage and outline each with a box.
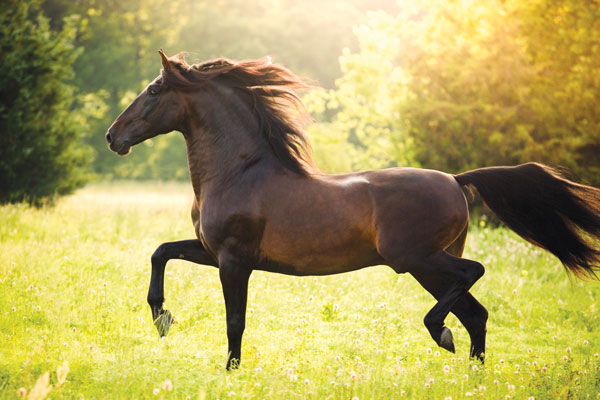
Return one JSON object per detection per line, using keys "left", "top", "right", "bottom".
{"left": 11, "top": 0, "right": 600, "bottom": 183}
{"left": 0, "top": 0, "right": 92, "bottom": 205}
{"left": 306, "top": 12, "right": 419, "bottom": 172}
{"left": 1, "top": 183, "right": 600, "bottom": 398}
{"left": 516, "top": 0, "right": 600, "bottom": 183}
{"left": 311, "top": 0, "right": 600, "bottom": 185}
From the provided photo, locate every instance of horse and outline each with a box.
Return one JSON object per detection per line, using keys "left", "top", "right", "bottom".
{"left": 106, "top": 50, "right": 600, "bottom": 370}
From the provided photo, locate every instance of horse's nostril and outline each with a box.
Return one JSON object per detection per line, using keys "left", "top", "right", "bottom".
{"left": 106, "top": 131, "right": 112, "bottom": 144}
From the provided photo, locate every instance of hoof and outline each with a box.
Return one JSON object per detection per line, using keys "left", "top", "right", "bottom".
{"left": 472, "top": 351, "right": 485, "bottom": 363}
{"left": 439, "top": 327, "right": 455, "bottom": 353}
{"left": 154, "top": 309, "right": 174, "bottom": 337}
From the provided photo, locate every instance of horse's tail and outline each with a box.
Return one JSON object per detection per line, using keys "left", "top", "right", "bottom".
{"left": 454, "top": 162, "right": 600, "bottom": 279}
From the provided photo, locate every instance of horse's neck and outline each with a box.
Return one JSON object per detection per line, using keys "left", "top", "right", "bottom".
{"left": 183, "top": 92, "right": 272, "bottom": 198}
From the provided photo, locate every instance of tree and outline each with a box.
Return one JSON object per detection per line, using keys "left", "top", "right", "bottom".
{"left": 0, "top": 0, "right": 92, "bottom": 205}
{"left": 306, "top": 10, "right": 419, "bottom": 172}
{"left": 516, "top": 0, "right": 600, "bottom": 183}
{"left": 310, "top": 0, "right": 600, "bottom": 185}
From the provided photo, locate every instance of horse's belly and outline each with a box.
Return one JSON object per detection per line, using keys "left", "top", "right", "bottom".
{"left": 256, "top": 228, "right": 383, "bottom": 276}
{"left": 256, "top": 252, "right": 383, "bottom": 276}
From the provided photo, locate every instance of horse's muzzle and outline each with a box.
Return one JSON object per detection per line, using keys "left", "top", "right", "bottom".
{"left": 105, "top": 129, "right": 113, "bottom": 145}
{"left": 106, "top": 128, "right": 131, "bottom": 155}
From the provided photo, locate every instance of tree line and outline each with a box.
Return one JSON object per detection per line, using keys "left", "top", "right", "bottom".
{"left": 309, "top": 0, "right": 600, "bottom": 186}
{"left": 1, "top": 0, "right": 599, "bottom": 204}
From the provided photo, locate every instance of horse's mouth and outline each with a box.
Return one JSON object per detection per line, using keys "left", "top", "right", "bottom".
{"left": 109, "top": 139, "right": 132, "bottom": 155}
{"left": 117, "top": 143, "right": 132, "bottom": 155}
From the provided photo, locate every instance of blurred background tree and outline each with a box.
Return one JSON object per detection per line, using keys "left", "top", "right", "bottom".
{"left": 1, "top": 0, "right": 599, "bottom": 204}
{"left": 310, "top": 0, "right": 600, "bottom": 185}
{"left": 0, "top": 0, "right": 94, "bottom": 205}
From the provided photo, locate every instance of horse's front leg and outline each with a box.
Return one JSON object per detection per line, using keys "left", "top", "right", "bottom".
{"left": 147, "top": 239, "right": 217, "bottom": 336}
{"left": 218, "top": 259, "right": 252, "bottom": 370}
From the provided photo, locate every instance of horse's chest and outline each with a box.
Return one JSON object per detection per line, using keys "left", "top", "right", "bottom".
{"left": 199, "top": 210, "right": 266, "bottom": 264}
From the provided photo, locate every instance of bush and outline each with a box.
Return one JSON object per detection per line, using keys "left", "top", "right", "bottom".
{"left": 0, "top": 0, "right": 91, "bottom": 205}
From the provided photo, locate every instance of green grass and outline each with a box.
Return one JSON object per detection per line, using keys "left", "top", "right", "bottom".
{"left": 1, "top": 182, "right": 599, "bottom": 399}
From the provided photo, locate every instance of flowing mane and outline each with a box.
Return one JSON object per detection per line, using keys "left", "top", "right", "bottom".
{"left": 161, "top": 55, "right": 315, "bottom": 175}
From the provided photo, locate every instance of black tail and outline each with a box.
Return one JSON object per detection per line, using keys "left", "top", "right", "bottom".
{"left": 455, "top": 163, "right": 600, "bottom": 279}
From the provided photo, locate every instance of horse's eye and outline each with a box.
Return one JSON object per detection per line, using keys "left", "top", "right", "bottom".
{"left": 148, "top": 86, "right": 160, "bottom": 96}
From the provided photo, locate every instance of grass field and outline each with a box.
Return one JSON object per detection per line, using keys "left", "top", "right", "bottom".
{"left": 1, "top": 182, "right": 599, "bottom": 399}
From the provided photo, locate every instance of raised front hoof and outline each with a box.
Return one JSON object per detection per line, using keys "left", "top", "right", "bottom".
{"left": 438, "top": 327, "right": 455, "bottom": 353}
{"left": 154, "top": 309, "right": 174, "bottom": 337}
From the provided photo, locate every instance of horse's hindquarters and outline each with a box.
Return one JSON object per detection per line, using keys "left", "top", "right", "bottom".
{"left": 369, "top": 168, "right": 469, "bottom": 271}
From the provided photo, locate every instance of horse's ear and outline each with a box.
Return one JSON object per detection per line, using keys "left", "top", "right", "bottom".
{"left": 158, "top": 49, "right": 170, "bottom": 71}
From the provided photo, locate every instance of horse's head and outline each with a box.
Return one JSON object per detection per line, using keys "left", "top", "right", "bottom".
{"left": 106, "top": 51, "right": 314, "bottom": 175}
{"left": 106, "top": 50, "right": 186, "bottom": 155}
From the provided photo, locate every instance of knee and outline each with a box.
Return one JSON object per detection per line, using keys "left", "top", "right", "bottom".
{"left": 151, "top": 243, "right": 168, "bottom": 265}
{"left": 227, "top": 316, "right": 245, "bottom": 335}
{"left": 475, "top": 262, "right": 485, "bottom": 279}
{"left": 477, "top": 304, "right": 489, "bottom": 323}
{"left": 423, "top": 312, "right": 441, "bottom": 330}
{"left": 468, "top": 261, "right": 485, "bottom": 284}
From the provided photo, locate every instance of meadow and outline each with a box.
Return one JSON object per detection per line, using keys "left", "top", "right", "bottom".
{"left": 1, "top": 182, "right": 599, "bottom": 399}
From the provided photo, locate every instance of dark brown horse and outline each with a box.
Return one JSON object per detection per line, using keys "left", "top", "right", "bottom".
{"left": 106, "top": 50, "right": 600, "bottom": 369}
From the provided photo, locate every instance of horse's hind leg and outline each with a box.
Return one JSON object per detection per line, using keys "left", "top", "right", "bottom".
{"left": 407, "top": 251, "right": 485, "bottom": 354}
{"left": 411, "top": 270, "right": 488, "bottom": 361}
{"left": 453, "top": 294, "right": 487, "bottom": 361}
{"left": 148, "top": 239, "right": 217, "bottom": 336}
{"left": 442, "top": 224, "right": 488, "bottom": 361}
